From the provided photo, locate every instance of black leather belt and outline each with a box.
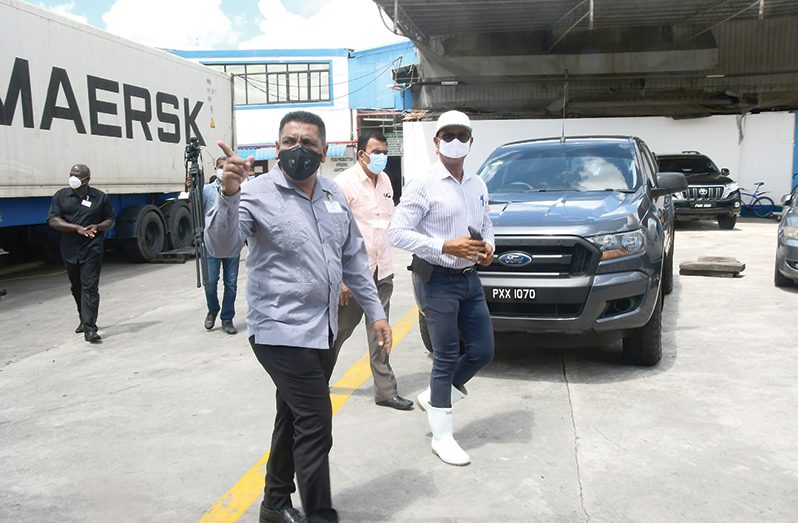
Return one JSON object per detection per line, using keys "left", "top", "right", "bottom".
{"left": 431, "top": 264, "right": 476, "bottom": 275}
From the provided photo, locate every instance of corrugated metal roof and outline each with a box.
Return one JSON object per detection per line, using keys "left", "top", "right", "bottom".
{"left": 379, "top": 1, "right": 798, "bottom": 117}
{"left": 374, "top": 0, "right": 798, "bottom": 39}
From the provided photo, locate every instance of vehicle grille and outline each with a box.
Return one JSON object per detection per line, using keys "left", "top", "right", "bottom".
{"left": 488, "top": 302, "right": 583, "bottom": 318}
{"left": 687, "top": 186, "right": 724, "bottom": 200}
{"left": 479, "top": 236, "right": 598, "bottom": 276}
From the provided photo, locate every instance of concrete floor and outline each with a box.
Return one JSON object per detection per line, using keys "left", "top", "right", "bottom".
{"left": 1, "top": 218, "right": 796, "bottom": 522}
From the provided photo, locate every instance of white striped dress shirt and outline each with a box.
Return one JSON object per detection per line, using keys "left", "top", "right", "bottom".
{"left": 389, "top": 159, "right": 494, "bottom": 269}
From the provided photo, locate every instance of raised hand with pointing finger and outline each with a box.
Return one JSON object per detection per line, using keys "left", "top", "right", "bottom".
{"left": 216, "top": 141, "right": 253, "bottom": 197}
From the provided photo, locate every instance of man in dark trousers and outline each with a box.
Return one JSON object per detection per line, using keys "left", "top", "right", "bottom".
{"left": 205, "top": 111, "right": 392, "bottom": 523}
{"left": 389, "top": 110, "right": 495, "bottom": 466}
{"left": 48, "top": 164, "right": 115, "bottom": 343}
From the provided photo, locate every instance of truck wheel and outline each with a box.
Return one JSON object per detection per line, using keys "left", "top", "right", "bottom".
{"left": 718, "top": 215, "right": 736, "bottom": 229}
{"left": 122, "top": 206, "right": 166, "bottom": 262}
{"left": 662, "top": 239, "right": 674, "bottom": 295}
{"left": 622, "top": 290, "right": 662, "bottom": 366}
{"left": 774, "top": 261, "right": 792, "bottom": 287}
{"left": 164, "top": 201, "right": 193, "bottom": 250}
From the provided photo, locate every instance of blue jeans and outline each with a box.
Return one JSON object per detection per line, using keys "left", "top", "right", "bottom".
{"left": 204, "top": 248, "right": 239, "bottom": 322}
{"left": 413, "top": 270, "right": 494, "bottom": 408}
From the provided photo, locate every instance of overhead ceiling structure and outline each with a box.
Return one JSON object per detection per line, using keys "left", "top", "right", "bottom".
{"left": 374, "top": 0, "right": 798, "bottom": 118}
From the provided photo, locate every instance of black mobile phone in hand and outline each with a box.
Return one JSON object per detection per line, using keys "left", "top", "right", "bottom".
{"left": 468, "top": 226, "right": 483, "bottom": 241}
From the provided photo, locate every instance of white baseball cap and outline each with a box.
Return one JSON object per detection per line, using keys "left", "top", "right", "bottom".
{"left": 435, "top": 110, "right": 472, "bottom": 135}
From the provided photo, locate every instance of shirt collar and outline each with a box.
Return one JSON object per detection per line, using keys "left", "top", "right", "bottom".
{"left": 270, "top": 164, "right": 329, "bottom": 202}
{"left": 433, "top": 158, "right": 473, "bottom": 182}
{"left": 356, "top": 162, "right": 384, "bottom": 185}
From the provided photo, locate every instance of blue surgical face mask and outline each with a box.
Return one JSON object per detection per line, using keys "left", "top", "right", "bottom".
{"left": 365, "top": 153, "right": 388, "bottom": 174}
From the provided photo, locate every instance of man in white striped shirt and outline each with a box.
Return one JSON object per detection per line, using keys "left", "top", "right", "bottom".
{"left": 389, "top": 110, "right": 495, "bottom": 466}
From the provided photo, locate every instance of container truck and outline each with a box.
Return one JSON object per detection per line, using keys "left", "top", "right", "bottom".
{"left": 0, "top": 0, "right": 234, "bottom": 262}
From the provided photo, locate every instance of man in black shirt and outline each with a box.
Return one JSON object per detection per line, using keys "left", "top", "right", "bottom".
{"left": 48, "top": 164, "right": 115, "bottom": 343}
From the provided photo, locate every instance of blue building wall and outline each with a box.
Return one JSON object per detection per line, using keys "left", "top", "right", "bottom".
{"left": 348, "top": 42, "right": 416, "bottom": 110}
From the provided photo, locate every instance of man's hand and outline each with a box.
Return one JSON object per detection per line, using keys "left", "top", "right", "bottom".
{"left": 373, "top": 319, "right": 392, "bottom": 354}
{"left": 76, "top": 224, "right": 95, "bottom": 238}
{"left": 217, "top": 141, "right": 255, "bottom": 197}
{"left": 443, "top": 237, "right": 488, "bottom": 263}
{"left": 477, "top": 242, "right": 494, "bottom": 266}
{"left": 339, "top": 284, "right": 352, "bottom": 306}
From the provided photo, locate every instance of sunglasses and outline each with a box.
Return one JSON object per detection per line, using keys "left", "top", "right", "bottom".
{"left": 439, "top": 131, "right": 471, "bottom": 143}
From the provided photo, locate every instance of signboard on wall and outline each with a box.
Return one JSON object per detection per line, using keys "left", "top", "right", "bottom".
{"left": 386, "top": 131, "right": 404, "bottom": 156}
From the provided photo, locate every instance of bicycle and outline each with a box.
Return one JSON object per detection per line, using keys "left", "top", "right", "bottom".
{"left": 740, "top": 181, "right": 775, "bottom": 218}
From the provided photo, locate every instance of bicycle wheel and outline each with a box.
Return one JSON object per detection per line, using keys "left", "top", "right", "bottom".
{"left": 753, "top": 196, "right": 775, "bottom": 218}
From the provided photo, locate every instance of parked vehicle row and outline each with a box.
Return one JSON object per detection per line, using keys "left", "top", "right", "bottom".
{"left": 417, "top": 134, "right": 798, "bottom": 365}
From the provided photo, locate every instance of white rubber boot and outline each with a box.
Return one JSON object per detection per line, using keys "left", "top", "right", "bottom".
{"left": 427, "top": 405, "right": 470, "bottom": 466}
{"left": 417, "top": 385, "right": 467, "bottom": 412}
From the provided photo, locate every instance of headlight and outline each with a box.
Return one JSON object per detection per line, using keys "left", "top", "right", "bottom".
{"left": 784, "top": 226, "right": 798, "bottom": 240}
{"left": 672, "top": 191, "right": 685, "bottom": 200}
{"left": 588, "top": 229, "right": 646, "bottom": 260}
{"left": 722, "top": 182, "right": 739, "bottom": 199}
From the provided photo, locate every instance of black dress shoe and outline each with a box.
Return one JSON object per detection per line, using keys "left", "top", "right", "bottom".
{"left": 75, "top": 323, "right": 84, "bottom": 334}
{"left": 84, "top": 330, "right": 102, "bottom": 343}
{"left": 221, "top": 320, "right": 238, "bottom": 335}
{"left": 376, "top": 396, "right": 414, "bottom": 411}
{"left": 204, "top": 312, "right": 217, "bottom": 330}
{"left": 259, "top": 505, "right": 306, "bottom": 523}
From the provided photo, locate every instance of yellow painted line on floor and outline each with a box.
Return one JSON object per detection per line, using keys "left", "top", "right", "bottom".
{"left": 198, "top": 305, "right": 419, "bottom": 523}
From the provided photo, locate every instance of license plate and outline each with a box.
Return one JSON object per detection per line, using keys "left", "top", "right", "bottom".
{"left": 693, "top": 203, "right": 714, "bottom": 208}
{"left": 489, "top": 287, "right": 536, "bottom": 302}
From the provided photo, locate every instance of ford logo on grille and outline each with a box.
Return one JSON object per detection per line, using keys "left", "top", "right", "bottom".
{"left": 498, "top": 251, "right": 533, "bottom": 267}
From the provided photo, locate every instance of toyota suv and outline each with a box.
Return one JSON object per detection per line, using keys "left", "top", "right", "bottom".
{"left": 472, "top": 136, "right": 686, "bottom": 366}
{"left": 656, "top": 151, "right": 742, "bottom": 229}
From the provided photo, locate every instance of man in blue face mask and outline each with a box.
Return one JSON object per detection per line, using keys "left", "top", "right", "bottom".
{"left": 332, "top": 132, "right": 413, "bottom": 411}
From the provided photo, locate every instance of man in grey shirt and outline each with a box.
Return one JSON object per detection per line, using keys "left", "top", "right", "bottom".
{"left": 206, "top": 111, "right": 392, "bottom": 523}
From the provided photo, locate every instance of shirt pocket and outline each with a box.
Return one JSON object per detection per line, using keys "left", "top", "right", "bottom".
{"left": 265, "top": 216, "right": 311, "bottom": 252}
{"left": 322, "top": 212, "right": 350, "bottom": 249}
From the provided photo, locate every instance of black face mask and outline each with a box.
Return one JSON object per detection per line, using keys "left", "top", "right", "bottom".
{"left": 279, "top": 145, "right": 322, "bottom": 181}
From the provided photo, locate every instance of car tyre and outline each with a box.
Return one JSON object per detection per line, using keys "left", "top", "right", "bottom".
{"left": 718, "top": 215, "right": 736, "bottom": 229}
{"left": 774, "top": 261, "right": 792, "bottom": 287}
{"left": 622, "top": 290, "right": 662, "bottom": 366}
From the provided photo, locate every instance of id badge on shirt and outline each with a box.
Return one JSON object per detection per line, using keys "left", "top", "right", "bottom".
{"left": 324, "top": 200, "right": 343, "bottom": 213}
{"left": 81, "top": 199, "right": 93, "bottom": 208}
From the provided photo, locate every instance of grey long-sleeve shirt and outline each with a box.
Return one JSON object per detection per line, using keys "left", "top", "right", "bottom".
{"left": 204, "top": 166, "right": 386, "bottom": 349}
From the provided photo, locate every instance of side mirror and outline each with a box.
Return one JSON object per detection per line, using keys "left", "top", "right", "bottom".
{"left": 720, "top": 168, "right": 730, "bottom": 176}
{"left": 652, "top": 172, "right": 688, "bottom": 198}
{"left": 781, "top": 193, "right": 792, "bottom": 206}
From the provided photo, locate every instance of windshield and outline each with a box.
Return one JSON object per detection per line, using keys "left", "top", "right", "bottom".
{"left": 479, "top": 141, "right": 640, "bottom": 193}
{"left": 658, "top": 156, "right": 719, "bottom": 175}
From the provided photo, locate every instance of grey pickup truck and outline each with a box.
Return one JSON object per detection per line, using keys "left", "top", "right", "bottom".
{"left": 469, "top": 136, "right": 686, "bottom": 366}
